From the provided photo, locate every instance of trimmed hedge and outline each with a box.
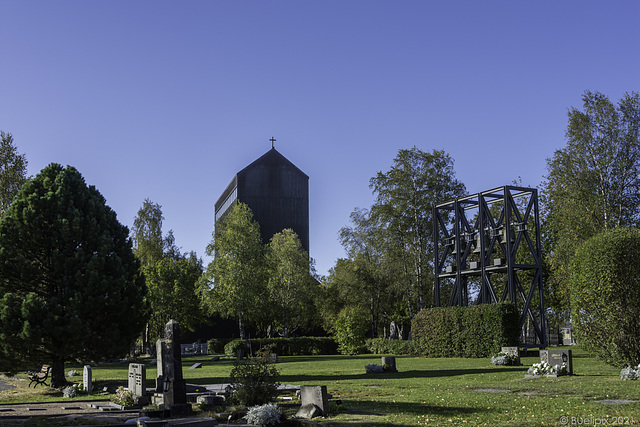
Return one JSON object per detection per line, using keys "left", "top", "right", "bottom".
{"left": 411, "top": 302, "right": 519, "bottom": 358}
{"left": 224, "top": 337, "right": 338, "bottom": 357}
{"left": 365, "top": 338, "right": 416, "bottom": 355}
{"left": 208, "top": 338, "right": 235, "bottom": 354}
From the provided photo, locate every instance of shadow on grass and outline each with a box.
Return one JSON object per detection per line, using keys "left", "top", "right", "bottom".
{"left": 321, "top": 398, "right": 487, "bottom": 426}
{"left": 278, "top": 367, "right": 525, "bottom": 384}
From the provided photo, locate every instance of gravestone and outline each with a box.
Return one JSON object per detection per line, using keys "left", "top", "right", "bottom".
{"left": 162, "top": 320, "right": 191, "bottom": 416}
{"left": 540, "top": 349, "right": 573, "bottom": 375}
{"left": 82, "top": 365, "right": 92, "bottom": 395}
{"left": 128, "top": 363, "right": 147, "bottom": 405}
{"left": 189, "top": 363, "right": 202, "bottom": 369}
{"left": 381, "top": 356, "right": 397, "bottom": 372}
{"left": 501, "top": 347, "right": 521, "bottom": 366}
{"left": 155, "top": 339, "right": 168, "bottom": 392}
{"left": 389, "top": 321, "right": 400, "bottom": 340}
{"left": 270, "top": 353, "right": 278, "bottom": 363}
{"left": 299, "top": 385, "right": 329, "bottom": 417}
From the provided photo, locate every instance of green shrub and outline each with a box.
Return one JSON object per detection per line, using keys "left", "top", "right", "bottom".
{"left": 571, "top": 227, "right": 640, "bottom": 368}
{"left": 411, "top": 303, "right": 519, "bottom": 357}
{"left": 208, "top": 338, "right": 234, "bottom": 354}
{"left": 333, "top": 306, "right": 369, "bottom": 355}
{"left": 229, "top": 347, "right": 280, "bottom": 406}
{"left": 223, "top": 337, "right": 337, "bottom": 357}
{"left": 365, "top": 338, "right": 415, "bottom": 355}
{"left": 225, "top": 339, "right": 247, "bottom": 357}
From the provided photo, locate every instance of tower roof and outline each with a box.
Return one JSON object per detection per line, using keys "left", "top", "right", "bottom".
{"left": 238, "top": 147, "right": 308, "bottom": 179}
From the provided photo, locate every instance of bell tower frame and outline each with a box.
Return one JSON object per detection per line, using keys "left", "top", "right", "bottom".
{"left": 433, "top": 185, "right": 546, "bottom": 347}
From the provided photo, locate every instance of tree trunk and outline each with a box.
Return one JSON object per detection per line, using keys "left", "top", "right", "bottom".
{"left": 50, "top": 356, "right": 67, "bottom": 388}
{"left": 239, "top": 316, "right": 246, "bottom": 340}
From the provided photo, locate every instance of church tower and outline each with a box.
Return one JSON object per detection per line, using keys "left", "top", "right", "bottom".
{"left": 214, "top": 144, "right": 310, "bottom": 254}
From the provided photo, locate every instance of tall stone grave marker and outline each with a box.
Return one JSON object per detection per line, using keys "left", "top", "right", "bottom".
{"left": 155, "top": 339, "right": 166, "bottom": 393}
{"left": 128, "top": 363, "right": 147, "bottom": 405}
{"left": 82, "top": 365, "right": 92, "bottom": 395}
{"left": 157, "top": 320, "right": 191, "bottom": 416}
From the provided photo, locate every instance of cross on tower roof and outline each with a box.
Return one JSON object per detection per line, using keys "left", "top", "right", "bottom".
{"left": 269, "top": 137, "right": 276, "bottom": 149}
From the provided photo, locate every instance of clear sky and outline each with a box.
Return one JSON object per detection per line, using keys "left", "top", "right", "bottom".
{"left": 1, "top": 1, "right": 639, "bottom": 277}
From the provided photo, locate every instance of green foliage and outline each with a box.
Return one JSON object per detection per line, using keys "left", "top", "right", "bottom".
{"left": 144, "top": 253, "right": 203, "bottom": 343}
{"left": 0, "top": 164, "right": 149, "bottom": 386}
{"left": 411, "top": 303, "right": 519, "bottom": 358}
{"left": 0, "top": 131, "right": 28, "bottom": 219}
{"left": 365, "top": 338, "right": 415, "bottom": 355}
{"left": 132, "top": 198, "right": 166, "bottom": 267}
{"left": 229, "top": 347, "right": 280, "bottom": 406}
{"left": 201, "top": 203, "right": 268, "bottom": 339}
{"left": 333, "top": 306, "right": 369, "bottom": 355}
{"left": 208, "top": 338, "right": 235, "bottom": 354}
{"left": 542, "top": 91, "right": 640, "bottom": 317}
{"left": 266, "top": 228, "right": 319, "bottom": 337}
{"left": 133, "top": 199, "right": 203, "bottom": 345}
{"left": 223, "top": 337, "right": 338, "bottom": 357}
{"left": 336, "top": 209, "right": 405, "bottom": 339}
{"left": 369, "top": 147, "right": 466, "bottom": 316}
{"left": 570, "top": 227, "right": 640, "bottom": 367}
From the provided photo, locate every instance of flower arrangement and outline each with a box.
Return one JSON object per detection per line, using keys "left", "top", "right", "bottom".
{"left": 365, "top": 364, "right": 384, "bottom": 374}
{"left": 112, "top": 386, "right": 134, "bottom": 407}
{"left": 62, "top": 386, "right": 77, "bottom": 398}
{"left": 528, "top": 361, "right": 568, "bottom": 377}
{"left": 245, "top": 402, "right": 282, "bottom": 425}
{"left": 620, "top": 365, "right": 640, "bottom": 380}
{"left": 491, "top": 352, "right": 516, "bottom": 366}
{"left": 528, "top": 361, "right": 552, "bottom": 376}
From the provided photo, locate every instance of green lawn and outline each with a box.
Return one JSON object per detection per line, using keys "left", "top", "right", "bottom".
{"left": 1, "top": 347, "right": 639, "bottom": 426}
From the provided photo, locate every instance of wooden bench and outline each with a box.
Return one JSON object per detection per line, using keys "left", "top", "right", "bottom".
{"left": 27, "top": 365, "right": 51, "bottom": 388}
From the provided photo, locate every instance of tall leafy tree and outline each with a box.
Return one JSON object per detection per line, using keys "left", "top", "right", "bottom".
{"left": 144, "top": 253, "right": 203, "bottom": 342}
{"left": 132, "top": 199, "right": 203, "bottom": 345}
{"left": 0, "top": 164, "right": 148, "bottom": 386}
{"left": 0, "top": 131, "right": 29, "bottom": 218}
{"left": 338, "top": 208, "right": 402, "bottom": 338}
{"left": 369, "top": 147, "right": 466, "bottom": 317}
{"left": 542, "top": 91, "right": 640, "bottom": 316}
{"left": 132, "top": 199, "right": 165, "bottom": 267}
{"left": 266, "top": 228, "right": 318, "bottom": 337}
{"left": 201, "top": 202, "right": 267, "bottom": 339}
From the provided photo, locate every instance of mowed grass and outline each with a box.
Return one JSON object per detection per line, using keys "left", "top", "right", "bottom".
{"left": 1, "top": 347, "right": 639, "bottom": 425}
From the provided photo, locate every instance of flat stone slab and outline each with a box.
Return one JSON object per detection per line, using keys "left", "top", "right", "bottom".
{"left": 190, "top": 363, "right": 202, "bottom": 369}
{"left": 474, "top": 388, "right": 510, "bottom": 393}
{"left": 61, "top": 406, "right": 82, "bottom": 410}
{"left": 26, "top": 407, "right": 47, "bottom": 411}
{"left": 202, "top": 383, "right": 299, "bottom": 392}
{"left": 596, "top": 399, "right": 637, "bottom": 405}
{"left": 0, "top": 408, "right": 13, "bottom": 412}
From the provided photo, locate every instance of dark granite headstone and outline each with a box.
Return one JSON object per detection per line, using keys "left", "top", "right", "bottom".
{"left": 540, "top": 349, "right": 573, "bottom": 375}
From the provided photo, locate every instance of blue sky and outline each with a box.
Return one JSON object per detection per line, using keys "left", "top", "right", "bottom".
{"left": 1, "top": 1, "right": 639, "bottom": 276}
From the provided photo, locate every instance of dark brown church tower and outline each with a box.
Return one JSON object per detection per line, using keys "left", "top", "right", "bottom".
{"left": 214, "top": 147, "right": 310, "bottom": 254}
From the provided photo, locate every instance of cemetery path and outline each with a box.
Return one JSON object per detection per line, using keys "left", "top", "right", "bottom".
{"left": 0, "top": 400, "right": 138, "bottom": 424}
